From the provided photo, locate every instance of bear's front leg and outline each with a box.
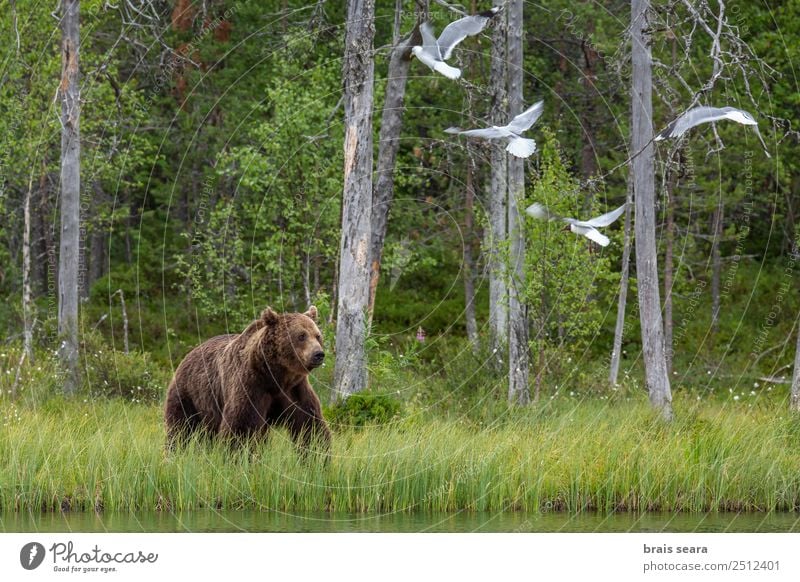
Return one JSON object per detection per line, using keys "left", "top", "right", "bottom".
{"left": 285, "top": 387, "right": 331, "bottom": 457}
{"left": 219, "top": 396, "right": 270, "bottom": 447}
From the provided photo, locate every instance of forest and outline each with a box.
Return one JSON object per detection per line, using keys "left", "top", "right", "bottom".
{"left": 1, "top": 0, "right": 800, "bottom": 524}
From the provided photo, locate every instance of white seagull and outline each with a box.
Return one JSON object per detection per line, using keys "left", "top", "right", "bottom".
{"left": 526, "top": 202, "right": 627, "bottom": 247}
{"left": 445, "top": 100, "right": 544, "bottom": 158}
{"left": 655, "top": 105, "right": 770, "bottom": 157}
{"left": 411, "top": 7, "right": 501, "bottom": 80}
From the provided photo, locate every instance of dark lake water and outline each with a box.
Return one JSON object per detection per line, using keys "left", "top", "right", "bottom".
{"left": 2, "top": 511, "right": 798, "bottom": 533}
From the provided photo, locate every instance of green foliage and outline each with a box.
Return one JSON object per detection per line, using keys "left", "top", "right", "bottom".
{"left": 524, "top": 129, "right": 620, "bottom": 353}
{"left": 176, "top": 27, "right": 345, "bottom": 321}
{"left": 1, "top": 0, "right": 799, "bottom": 427}
{"left": 326, "top": 392, "right": 402, "bottom": 429}
{"left": 80, "top": 331, "right": 169, "bottom": 403}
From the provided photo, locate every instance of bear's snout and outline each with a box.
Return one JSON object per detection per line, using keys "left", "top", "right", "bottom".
{"left": 310, "top": 350, "right": 325, "bottom": 367}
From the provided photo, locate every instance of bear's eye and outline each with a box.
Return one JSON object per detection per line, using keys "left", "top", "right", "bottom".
{"left": 297, "top": 333, "right": 307, "bottom": 343}
{"left": 316, "top": 334, "right": 322, "bottom": 342}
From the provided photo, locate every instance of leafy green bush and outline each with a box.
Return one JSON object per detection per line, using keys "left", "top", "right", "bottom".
{"left": 326, "top": 392, "right": 402, "bottom": 429}
{"left": 80, "top": 331, "right": 169, "bottom": 403}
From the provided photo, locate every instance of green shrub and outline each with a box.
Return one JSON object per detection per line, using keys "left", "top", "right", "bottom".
{"left": 326, "top": 392, "right": 402, "bottom": 429}
{"left": 80, "top": 331, "right": 169, "bottom": 403}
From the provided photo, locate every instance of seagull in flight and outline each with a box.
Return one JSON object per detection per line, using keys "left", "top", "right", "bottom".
{"left": 411, "top": 7, "right": 501, "bottom": 80}
{"left": 445, "top": 100, "right": 544, "bottom": 158}
{"left": 655, "top": 106, "right": 770, "bottom": 157}
{"left": 526, "top": 202, "right": 627, "bottom": 247}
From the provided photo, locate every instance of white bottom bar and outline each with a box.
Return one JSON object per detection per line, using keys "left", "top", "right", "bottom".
{"left": 2, "top": 533, "right": 797, "bottom": 581}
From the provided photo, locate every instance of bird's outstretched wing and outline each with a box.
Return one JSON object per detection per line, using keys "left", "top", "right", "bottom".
{"left": 437, "top": 7, "right": 500, "bottom": 60}
{"left": 654, "top": 116, "right": 682, "bottom": 141}
{"left": 526, "top": 202, "right": 562, "bottom": 222}
{"left": 584, "top": 203, "right": 626, "bottom": 228}
{"left": 506, "top": 101, "right": 544, "bottom": 134}
{"left": 656, "top": 106, "right": 741, "bottom": 140}
{"left": 445, "top": 126, "right": 506, "bottom": 139}
{"left": 419, "top": 21, "right": 440, "bottom": 58}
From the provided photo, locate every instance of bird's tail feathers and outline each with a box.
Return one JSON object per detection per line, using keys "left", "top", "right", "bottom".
{"left": 525, "top": 203, "right": 551, "bottom": 220}
{"left": 506, "top": 137, "right": 536, "bottom": 158}
{"left": 583, "top": 228, "right": 610, "bottom": 247}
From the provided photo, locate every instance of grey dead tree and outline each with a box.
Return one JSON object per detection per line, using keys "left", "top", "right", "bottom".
{"left": 609, "top": 173, "right": 634, "bottom": 386}
{"left": 631, "top": 0, "right": 673, "bottom": 420}
{"left": 58, "top": 0, "right": 81, "bottom": 395}
{"left": 461, "top": 0, "right": 479, "bottom": 353}
{"left": 368, "top": 0, "right": 428, "bottom": 323}
{"left": 23, "top": 174, "right": 34, "bottom": 362}
{"left": 663, "top": 168, "right": 676, "bottom": 372}
{"left": 463, "top": 151, "right": 479, "bottom": 351}
{"left": 650, "top": 0, "right": 786, "bottom": 379}
{"left": 506, "top": 0, "right": 529, "bottom": 405}
{"left": 333, "top": 0, "right": 376, "bottom": 401}
{"left": 487, "top": 4, "right": 508, "bottom": 363}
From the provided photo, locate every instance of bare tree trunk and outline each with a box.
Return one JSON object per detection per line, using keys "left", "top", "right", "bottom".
{"left": 124, "top": 202, "right": 134, "bottom": 264}
{"left": 329, "top": 248, "right": 338, "bottom": 327}
{"left": 609, "top": 174, "right": 634, "bottom": 386}
{"left": 631, "top": 0, "right": 672, "bottom": 420}
{"left": 302, "top": 250, "right": 312, "bottom": 307}
{"left": 32, "top": 167, "right": 48, "bottom": 294}
{"left": 368, "top": 7, "right": 415, "bottom": 323}
{"left": 463, "top": 153, "right": 479, "bottom": 351}
{"left": 663, "top": 172, "right": 675, "bottom": 373}
{"left": 488, "top": 6, "right": 508, "bottom": 362}
{"left": 579, "top": 30, "right": 599, "bottom": 197}
{"left": 114, "top": 289, "right": 129, "bottom": 355}
{"left": 506, "top": 0, "right": 529, "bottom": 405}
{"left": 23, "top": 174, "right": 34, "bottom": 361}
{"left": 710, "top": 200, "right": 723, "bottom": 332}
{"left": 58, "top": 0, "right": 81, "bottom": 396}
{"left": 333, "top": 0, "right": 375, "bottom": 401}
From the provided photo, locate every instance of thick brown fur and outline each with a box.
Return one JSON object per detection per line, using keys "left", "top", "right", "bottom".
{"left": 164, "top": 306, "right": 331, "bottom": 453}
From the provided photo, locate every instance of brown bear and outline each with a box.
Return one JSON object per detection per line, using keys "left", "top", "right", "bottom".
{"left": 164, "top": 305, "right": 331, "bottom": 452}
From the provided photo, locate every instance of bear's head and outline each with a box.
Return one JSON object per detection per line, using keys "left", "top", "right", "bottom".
{"left": 248, "top": 306, "right": 325, "bottom": 376}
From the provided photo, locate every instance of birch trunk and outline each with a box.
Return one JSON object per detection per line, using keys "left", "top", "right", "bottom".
{"left": 609, "top": 173, "right": 634, "bottom": 385}
{"left": 463, "top": 154, "right": 479, "bottom": 351}
{"left": 488, "top": 6, "right": 508, "bottom": 361}
{"left": 663, "top": 173, "right": 675, "bottom": 373}
{"left": 58, "top": 0, "right": 81, "bottom": 395}
{"left": 333, "top": 0, "right": 375, "bottom": 401}
{"left": 710, "top": 201, "right": 723, "bottom": 333}
{"left": 23, "top": 175, "right": 34, "bottom": 361}
{"left": 368, "top": 22, "right": 413, "bottom": 322}
{"left": 506, "top": 0, "right": 529, "bottom": 405}
{"left": 631, "top": 0, "right": 672, "bottom": 420}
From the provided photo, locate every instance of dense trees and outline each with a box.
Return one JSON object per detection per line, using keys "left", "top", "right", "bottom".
{"left": 0, "top": 1, "right": 798, "bottom": 413}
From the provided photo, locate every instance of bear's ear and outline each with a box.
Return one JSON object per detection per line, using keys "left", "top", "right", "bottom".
{"left": 304, "top": 305, "right": 318, "bottom": 322}
{"left": 260, "top": 307, "right": 279, "bottom": 325}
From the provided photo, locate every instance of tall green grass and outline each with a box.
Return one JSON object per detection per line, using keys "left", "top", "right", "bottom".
{"left": 1, "top": 396, "right": 799, "bottom": 513}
